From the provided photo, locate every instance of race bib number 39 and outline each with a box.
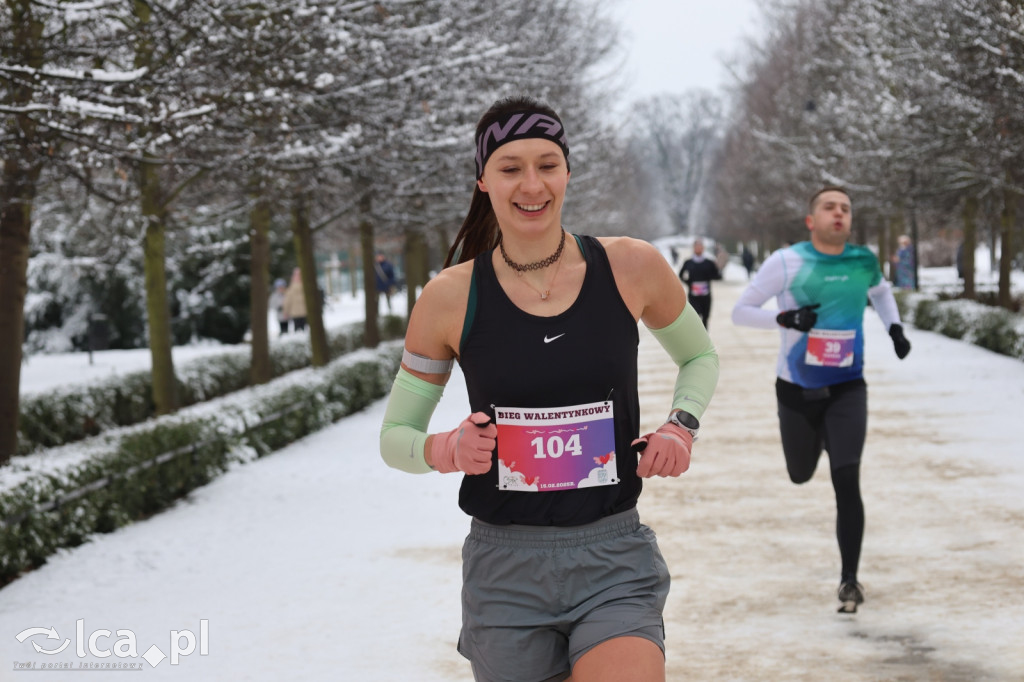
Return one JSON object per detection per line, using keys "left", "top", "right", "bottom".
{"left": 805, "top": 329, "right": 856, "bottom": 367}
{"left": 494, "top": 401, "right": 618, "bottom": 492}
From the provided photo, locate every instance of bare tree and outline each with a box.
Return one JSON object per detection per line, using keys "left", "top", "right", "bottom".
{"left": 627, "top": 92, "right": 723, "bottom": 236}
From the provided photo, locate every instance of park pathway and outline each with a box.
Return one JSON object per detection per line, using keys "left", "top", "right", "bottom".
{"left": 640, "top": 277, "right": 1024, "bottom": 681}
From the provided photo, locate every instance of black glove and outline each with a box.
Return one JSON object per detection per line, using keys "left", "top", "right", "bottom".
{"left": 889, "top": 323, "right": 911, "bottom": 359}
{"left": 776, "top": 303, "right": 820, "bottom": 332}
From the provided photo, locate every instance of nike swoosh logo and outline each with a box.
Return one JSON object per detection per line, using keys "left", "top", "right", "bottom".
{"left": 543, "top": 334, "right": 566, "bottom": 344}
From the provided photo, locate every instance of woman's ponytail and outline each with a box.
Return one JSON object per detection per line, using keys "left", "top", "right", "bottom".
{"left": 444, "top": 187, "right": 499, "bottom": 267}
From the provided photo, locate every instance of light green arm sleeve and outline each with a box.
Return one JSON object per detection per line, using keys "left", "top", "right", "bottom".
{"left": 646, "top": 302, "right": 720, "bottom": 419}
{"left": 380, "top": 367, "right": 445, "bottom": 474}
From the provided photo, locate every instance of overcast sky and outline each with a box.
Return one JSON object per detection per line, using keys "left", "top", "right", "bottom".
{"left": 602, "top": 0, "right": 762, "bottom": 103}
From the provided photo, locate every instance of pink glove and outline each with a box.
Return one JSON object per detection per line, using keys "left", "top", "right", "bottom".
{"left": 632, "top": 422, "right": 692, "bottom": 478}
{"left": 430, "top": 412, "right": 497, "bottom": 475}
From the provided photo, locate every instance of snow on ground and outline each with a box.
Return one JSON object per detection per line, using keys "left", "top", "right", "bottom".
{"left": 3, "top": 263, "right": 1023, "bottom": 681}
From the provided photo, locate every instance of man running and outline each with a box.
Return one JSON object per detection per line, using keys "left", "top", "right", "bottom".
{"left": 678, "top": 238, "right": 722, "bottom": 328}
{"left": 731, "top": 186, "right": 911, "bottom": 613}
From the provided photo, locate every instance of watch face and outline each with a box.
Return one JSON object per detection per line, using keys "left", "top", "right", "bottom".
{"left": 673, "top": 411, "right": 699, "bottom": 430}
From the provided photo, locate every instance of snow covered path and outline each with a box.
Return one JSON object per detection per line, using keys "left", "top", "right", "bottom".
{"left": 646, "top": 279, "right": 1024, "bottom": 681}
{"left": 2, "top": 277, "right": 1023, "bottom": 681}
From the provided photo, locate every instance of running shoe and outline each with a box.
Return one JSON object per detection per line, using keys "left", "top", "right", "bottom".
{"left": 837, "top": 581, "right": 864, "bottom": 613}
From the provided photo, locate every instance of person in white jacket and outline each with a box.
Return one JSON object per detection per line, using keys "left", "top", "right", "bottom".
{"left": 268, "top": 278, "right": 288, "bottom": 335}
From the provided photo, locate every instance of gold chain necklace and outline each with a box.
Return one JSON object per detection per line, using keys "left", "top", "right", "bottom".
{"left": 499, "top": 229, "right": 566, "bottom": 273}
{"left": 516, "top": 248, "right": 565, "bottom": 301}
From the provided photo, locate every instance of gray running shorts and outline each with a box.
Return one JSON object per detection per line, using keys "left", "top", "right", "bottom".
{"left": 457, "top": 508, "right": 670, "bottom": 682}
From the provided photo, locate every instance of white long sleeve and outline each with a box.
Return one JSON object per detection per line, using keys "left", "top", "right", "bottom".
{"left": 732, "top": 250, "right": 788, "bottom": 329}
{"left": 867, "top": 280, "right": 902, "bottom": 329}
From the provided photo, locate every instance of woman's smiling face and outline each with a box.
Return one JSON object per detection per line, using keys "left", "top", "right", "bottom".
{"left": 477, "top": 137, "right": 570, "bottom": 236}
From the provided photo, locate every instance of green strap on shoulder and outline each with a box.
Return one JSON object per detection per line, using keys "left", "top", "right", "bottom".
{"left": 458, "top": 261, "right": 478, "bottom": 355}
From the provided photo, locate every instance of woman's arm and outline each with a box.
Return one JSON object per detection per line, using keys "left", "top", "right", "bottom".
{"left": 379, "top": 264, "right": 473, "bottom": 473}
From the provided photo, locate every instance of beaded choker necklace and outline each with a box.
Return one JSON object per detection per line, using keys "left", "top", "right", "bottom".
{"left": 499, "top": 229, "right": 566, "bottom": 273}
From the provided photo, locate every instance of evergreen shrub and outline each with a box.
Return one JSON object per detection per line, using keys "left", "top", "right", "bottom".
{"left": 17, "top": 316, "right": 405, "bottom": 454}
{"left": 902, "top": 292, "right": 1024, "bottom": 361}
{"left": 913, "top": 299, "right": 941, "bottom": 331}
{"left": 972, "top": 310, "right": 1021, "bottom": 357}
{"left": 938, "top": 306, "right": 967, "bottom": 339}
{"left": 0, "top": 342, "right": 401, "bottom": 586}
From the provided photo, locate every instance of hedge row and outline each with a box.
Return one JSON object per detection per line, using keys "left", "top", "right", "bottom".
{"left": 894, "top": 291, "right": 1024, "bottom": 360}
{"left": 0, "top": 342, "right": 402, "bottom": 587}
{"left": 17, "top": 316, "right": 405, "bottom": 455}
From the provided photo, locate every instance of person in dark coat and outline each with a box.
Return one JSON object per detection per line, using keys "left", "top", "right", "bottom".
{"left": 742, "top": 245, "right": 755, "bottom": 279}
{"left": 678, "top": 239, "right": 722, "bottom": 328}
{"left": 374, "top": 253, "right": 397, "bottom": 312}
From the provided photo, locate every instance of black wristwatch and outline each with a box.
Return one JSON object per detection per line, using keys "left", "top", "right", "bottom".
{"left": 667, "top": 410, "right": 700, "bottom": 440}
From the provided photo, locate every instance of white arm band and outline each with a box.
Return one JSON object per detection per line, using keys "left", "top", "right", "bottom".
{"left": 402, "top": 348, "right": 455, "bottom": 374}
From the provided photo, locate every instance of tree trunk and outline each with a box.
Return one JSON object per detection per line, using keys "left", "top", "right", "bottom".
{"left": 291, "top": 198, "right": 329, "bottom": 367}
{"left": 419, "top": 229, "right": 431, "bottom": 288}
{"left": 361, "top": 218, "right": 380, "bottom": 348}
{"left": 249, "top": 188, "right": 273, "bottom": 385}
{"left": 877, "top": 219, "right": 889, "bottom": 273}
{"left": 404, "top": 228, "right": 428, "bottom": 316}
{"left": 348, "top": 246, "right": 359, "bottom": 298}
{"left": 140, "top": 159, "right": 179, "bottom": 415}
{"left": 0, "top": 0, "right": 44, "bottom": 462}
{"left": 358, "top": 183, "right": 380, "bottom": 348}
{"left": 854, "top": 210, "right": 867, "bottom": 248}
{"left": 434, "top": 224, "right": 450, "bottom": 272}
{"left": 990, "top": 218, "right": 999, "bottom": 274}
{"left": 0, "top": 163, "right": 40, "bottom": 462}
{"left": 998, "top": 187, "right": 1015, "bottom": 310}
{"left": 962, "top": 195, "right": 977, "bottom": 300}
{"left": 888, "top": 214, "right": 905, "bottom": 282}
{"left": 131, "top": 0, "right": 177, "bottom": 415}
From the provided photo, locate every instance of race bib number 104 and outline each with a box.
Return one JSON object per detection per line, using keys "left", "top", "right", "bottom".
{"left": 494, "top": 401, "right": 618, "bottom": 492}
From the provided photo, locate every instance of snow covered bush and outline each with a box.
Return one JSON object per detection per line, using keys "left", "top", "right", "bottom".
{"left": 972, "top": 310, "right": 1022, "bottom": 358}
{"left": 901, "top": 292, "right": 1024, "bottom": 361}
{"left": 938, "top": 306, "right": 968, "bottom": 340}
{"left": 16, "top": 316, "right": 405, "bottom": 454}
{"left": 912, "top": 298, "right": 941, "bottom": 331}
{"left": 0, "top": 343, "right": 401, "bottom": 586}
{"left": 24, "top": 253, "right": 148, "bottom": 353}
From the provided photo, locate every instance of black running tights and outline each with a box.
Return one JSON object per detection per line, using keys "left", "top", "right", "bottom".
{"left": 776, "top": 379, "right": 867, "bottom": 582}
{"left": 831, "top": 463, "right": 864, "bottom": 583}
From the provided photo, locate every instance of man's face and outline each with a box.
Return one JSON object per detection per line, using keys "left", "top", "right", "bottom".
{"left": 806, "top": 190, "right": 852, "bottom": 251}
{"left": 693, "top": 240, "right": 704, "bottom": 256}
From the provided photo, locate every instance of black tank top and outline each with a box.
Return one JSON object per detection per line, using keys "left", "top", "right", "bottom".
{"left": 457, "top": 235, "right": 641, "bottom": 526}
